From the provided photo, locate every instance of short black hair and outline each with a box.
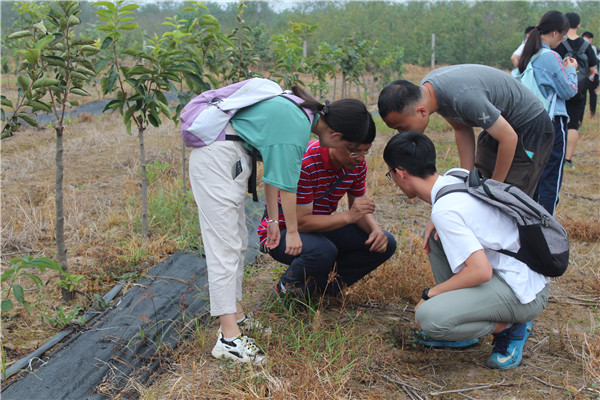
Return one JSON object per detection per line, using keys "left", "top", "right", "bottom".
{"left": 383, "top": 131, "right": 436, "bottom": 179}
{"left": 582, "top": 31, "right": 594, "bottom": 39}
{"left": 362, "top": 114, "right": 376, "bottom": 144}
{"left": 565, "top": 12, "right": 580, "bottom": 29}
{"left": 524, "top": 25, "right": 535, "bottom": 35}
{"left": 377, "top": 80, "right": 422, "bottom": 119}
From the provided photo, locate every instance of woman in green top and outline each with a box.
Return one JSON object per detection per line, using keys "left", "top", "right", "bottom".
{"left": 189, "top": 84, "right": 370, "bottom": 363}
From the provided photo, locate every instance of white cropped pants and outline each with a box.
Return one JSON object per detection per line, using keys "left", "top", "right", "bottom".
{"left": 189, "top": 134, "right": 252, "bottom": 316}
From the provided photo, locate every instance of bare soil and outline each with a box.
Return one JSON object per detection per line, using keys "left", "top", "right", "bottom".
{"left": 1, "top": 65, "right": 599, "bottom": 399}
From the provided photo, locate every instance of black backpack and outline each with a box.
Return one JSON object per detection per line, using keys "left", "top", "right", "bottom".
{"left": 562, "top": 39, "right": 591, "bottom": 96}
{"left": 434, "top": 169, "right": 570, "bottom": 277}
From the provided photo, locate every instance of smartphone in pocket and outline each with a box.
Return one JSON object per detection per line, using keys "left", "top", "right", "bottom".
{"left": 232, "top": 160, "right": 243, "bottom": 180}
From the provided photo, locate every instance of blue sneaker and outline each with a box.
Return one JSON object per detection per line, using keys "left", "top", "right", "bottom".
{"left": 486, "top": 321, "right": 533, "bottom": 369}
{"left": 413, "top": 330, "right": 479, "bottom": 349}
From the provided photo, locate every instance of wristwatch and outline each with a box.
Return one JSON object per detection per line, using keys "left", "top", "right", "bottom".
{"left": 421, "top": 287, "right": 431, "bottom": 301}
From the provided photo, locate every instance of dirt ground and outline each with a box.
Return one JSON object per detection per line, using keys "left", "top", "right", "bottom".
{"left": 1, "top": 65, "right": 599, "bottom": 399}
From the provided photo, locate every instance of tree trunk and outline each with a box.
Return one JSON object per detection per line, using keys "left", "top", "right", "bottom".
{"left": 181, "top": 142, "right": 187, "bottom": 195}
{"left": 333, "top": 76, "right": 337, "bottom": 101}
{"left": 55, "top": 126, "right": 72, "bottom": 302}
{"left": 138, "top": 126, "right": 149, "bottom": 238}
{"left": 341, "top": 72, "right": 346, "bottom": 98}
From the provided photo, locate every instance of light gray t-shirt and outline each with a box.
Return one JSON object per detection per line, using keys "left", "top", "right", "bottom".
{"left": 421, "top": 64, "right": 545, "bottom": 131}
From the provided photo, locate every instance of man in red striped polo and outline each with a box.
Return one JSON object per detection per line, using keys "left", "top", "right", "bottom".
{"left": 257, "top": 117, "right": 396, "bottom": 299}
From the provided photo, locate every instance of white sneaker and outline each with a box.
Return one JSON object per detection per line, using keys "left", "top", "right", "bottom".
{"left": 211, "top": 333, "right": 266, "bottom": 363}
{"left": 216, "top": 313, "right": 272, "bottom": 338}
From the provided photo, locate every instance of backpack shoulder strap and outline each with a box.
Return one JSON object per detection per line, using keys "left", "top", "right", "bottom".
{"left": 433, "top": 170, "right": 469, "bottom": 203}
{"left": 562, "top": 40, "right": 574, "bottom": 55}
{"left": 578, "top": 39, "right": 590, "bottom": 56}
{"left": 278, "top": 94, "right": 310, "bottom": 122}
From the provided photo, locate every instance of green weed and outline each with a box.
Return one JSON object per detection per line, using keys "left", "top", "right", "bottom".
{"left": 1, "top": 256, "right": 62, "bottom": 314}
{"left": 145, "top": 184, "right": 202, "bottom": 251}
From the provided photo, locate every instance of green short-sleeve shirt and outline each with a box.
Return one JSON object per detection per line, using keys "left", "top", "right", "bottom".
{"left": 231, "top": 96, "right": 316, "bottom": 193}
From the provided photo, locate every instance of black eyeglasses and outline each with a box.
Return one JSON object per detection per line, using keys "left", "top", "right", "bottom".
{"left": 386, "top": 167, "right": 405, "bottom": 180}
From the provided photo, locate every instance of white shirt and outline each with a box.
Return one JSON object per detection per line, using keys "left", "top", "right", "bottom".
{"left": 430, "top": 169, "right": 549, "bottom": 304}
{"left": 513, "top": 40, "right": 526, "bottom": 57}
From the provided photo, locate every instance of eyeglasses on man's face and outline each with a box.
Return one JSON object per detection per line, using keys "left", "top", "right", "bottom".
{"left": 386, "top": 166, "right": 405, "bottom": 181}
{"left": 345, "top": 146, "right": 371, "bottom": 159}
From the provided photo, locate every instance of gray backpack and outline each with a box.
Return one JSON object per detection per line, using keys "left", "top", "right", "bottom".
{"left": 434, "top": 169, "right": 569, "bottom": 277}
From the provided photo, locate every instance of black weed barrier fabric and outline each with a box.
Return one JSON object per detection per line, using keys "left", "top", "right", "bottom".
{"left": 2, "top": 198, "right": 265, "bottom": 399}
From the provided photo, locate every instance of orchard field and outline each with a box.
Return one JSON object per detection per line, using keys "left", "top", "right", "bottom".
{"left": 1, "top": 1, "right": 599, "bottom": 398}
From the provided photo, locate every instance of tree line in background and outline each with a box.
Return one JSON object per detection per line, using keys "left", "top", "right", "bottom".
{"left": 2, "top": 1, "right": 598, "bottom": 74}
{"left": 0, "top": 0, "right": 598, "bottom": 302}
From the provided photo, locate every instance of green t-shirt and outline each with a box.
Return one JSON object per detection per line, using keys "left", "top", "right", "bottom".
{"left": 231, "top": 96, "right": 316, "bottom": 193}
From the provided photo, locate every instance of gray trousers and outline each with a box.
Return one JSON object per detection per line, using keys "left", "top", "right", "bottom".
{"left": 415, "top": 236, "right": 549, "bottom": 341}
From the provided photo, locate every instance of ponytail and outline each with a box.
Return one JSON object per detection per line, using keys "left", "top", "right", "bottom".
{"left": 518, "top": 10, "right": 569, "bottom": 73}
{"left": 518, "top": 28, "right": 542, "bottom": 73}
{"left": 291, "top": 85, "right": 370, "bottom": 142}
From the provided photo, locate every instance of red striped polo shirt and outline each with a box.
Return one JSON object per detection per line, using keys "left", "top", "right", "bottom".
{"left": 257, "top": 140, "right": 367, "bottom": 245}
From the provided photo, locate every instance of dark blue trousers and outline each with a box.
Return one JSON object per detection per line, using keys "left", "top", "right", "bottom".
{"left": 534, "top": 115, "right": 567, "bottom": 215}
{"left": 268, "top": 224, "right": 397, "bottom": 295}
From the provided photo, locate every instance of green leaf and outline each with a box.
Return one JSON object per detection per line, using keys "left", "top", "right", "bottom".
{"left": 147, "top": 112, "right": 160, "bottom": 127}
{"left": 12, "top": 284, "right": 25, "bottom": 305}
{"left": 80, "top": 45, "right": 101, "bottom": 55}
{"left": 108, "top": 70, "right": 119, "bottom": 92}
{"left": 17, "top": 74, "right": 32, "bottom": 92}
{"left": 1, "top": 96, "right": 13, "bottom": 108}
{"left": 118, "top": 23, "right": 138, "bottom": 31}
{"left": 1, "top": 268, "right": 14, "bottom": 283}
{"left": 33, "top": 258, "right": 62, "bottom": 272}
{"left": 71, "top": 38, "right": 96, "bottom": 46}
{"left": 69, "top": 71, "right": 89, "bottom": 81}
{"left": 23, "top": 300, "right": 31, "bottom": 314}
{"left": 120, "top": 4, "right": 139, "bottom": 11}
{"left": 75, "top": 66, "right": 96, "bottom": 76}
{"left": 100, "top": 36, "right": 113, "bottom": 50}
{"left": 32, "top": 78, "right": 60, "bottom": 89}
{"left": 33, "top": 20, "right": 48, "bottom": 35}
{"left": 7, "top": 30, "right": 33, "bottom": 40}
{"left": 1, "top": 299, "right": 13, "bottom": 313}
{"left": 18, "top": 49, "right": 41, "bottom": 65}
{"left": 34, "top": 34, "right": 56, "bottom": 50}
{"left": 15, "top": 113, "right": 38, "bottom": 127}
{"left": 28, "top": 100, "right": 53, "bottom": 113}
{"left": 93, "top": 1, "right": 116, "bottom": 12}
{"left": 102, "top": 99, "right": 122, "bottom": 113}
{"left": 21, "top": 272, "right": 43, "bottom": 287}
{"left": 70, "top": 87, "right": 91, "bottom": 96}
{"left": 123, "top": 108, "right": 133, "bottom": 134}
{"left": 156, "top": 100, "right": 171, "bottom": 119}
{"left": 67, "top": 15, "right": 81, "bottom": 28}
{"left": 43, "top": 56, "right": 67, "bottom": 68}
{"left": 128, "top": 65, "right": 153, "bottom": 75}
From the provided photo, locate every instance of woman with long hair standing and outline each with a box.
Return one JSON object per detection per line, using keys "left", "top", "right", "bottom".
{"left": 514, "top": 10, "right": 578, "bottom": 214}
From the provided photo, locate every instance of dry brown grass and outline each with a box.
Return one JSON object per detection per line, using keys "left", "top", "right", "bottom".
{"left": 2, "top": 65, "right": 599, "bottom": 398}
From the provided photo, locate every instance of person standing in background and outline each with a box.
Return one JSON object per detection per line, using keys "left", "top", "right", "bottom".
{"left": 553, "top": 12, "right": 598, "bottom": 167}
{"left": 513, "top": 10, "right": 578, "bottom": 214}
{"left": 582, "top": 31, "right": 599, "bottom": 117}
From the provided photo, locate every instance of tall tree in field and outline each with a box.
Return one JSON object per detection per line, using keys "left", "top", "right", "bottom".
{"left": 163, "top": 1, "right": 230, "bottom": 194}
{"left": 94, "top": 0, "right": 184, "bottom": 238}
{"left": 269, "top": 22, "right": 315, "bottom": 88}
{"left": 219, "top": 1, "right": 260, "bottom": 84}
{"left": 1, "top": 1, "right": 99, "bottom": 302}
